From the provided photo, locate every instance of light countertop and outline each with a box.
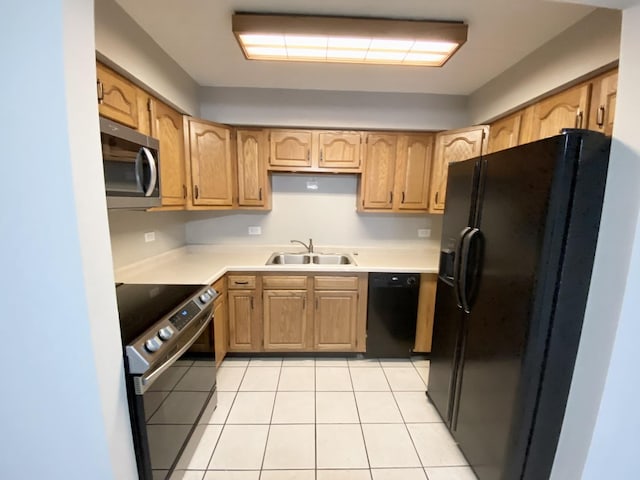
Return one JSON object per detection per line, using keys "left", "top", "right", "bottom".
{"left": 114, "top": 244, "right": 440, "bottom": 285}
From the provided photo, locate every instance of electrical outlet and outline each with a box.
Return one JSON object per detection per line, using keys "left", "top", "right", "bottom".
{"left": 418, "top": 229, "right": 431, "bottom": 238}
{"left": 248, "top": 226, "right": 262, "bottom": 235}
{"left": 144, "top": 231, "right": 156, "bottom": 243}
{"left": 306, "top": 180, "right": 318, "bottom": 191}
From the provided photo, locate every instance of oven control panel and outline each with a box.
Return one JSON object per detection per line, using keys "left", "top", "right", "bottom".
{"left": 169, "top": 301, "right": 201, "bottom": 331}
{"left": 126, "top": 286, "right": 218, "bottom": 374}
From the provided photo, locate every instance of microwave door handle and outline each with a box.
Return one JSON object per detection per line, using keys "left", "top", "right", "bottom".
{"left": 134, "top": 148, "right": 144, "bottom": 193}
{"left": 141, "top": 147, "right": 158, "bottom": 197}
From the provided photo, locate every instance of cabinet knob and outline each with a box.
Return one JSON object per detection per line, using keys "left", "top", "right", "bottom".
{"left": 195, "top": 185, "right": 200, "bottom": 199}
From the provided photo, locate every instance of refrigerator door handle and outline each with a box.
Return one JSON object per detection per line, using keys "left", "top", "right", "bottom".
{"left": 453, "top": 227, "right": 473, "bottom": 309}
{"left": 459, "top": 228, "right": 484, "bottom": 313}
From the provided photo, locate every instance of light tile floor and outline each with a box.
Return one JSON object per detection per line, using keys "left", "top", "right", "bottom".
{"left": 169, "top": 357, "right": 477, "bottom": 480}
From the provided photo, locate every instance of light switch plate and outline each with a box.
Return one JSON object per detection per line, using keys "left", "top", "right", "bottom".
{"left": 248, "top": 226, "right": 262, "bottom": 235}
{"left": 144, "top": 231, "right": 156, "bottom": 243}
{"left": 418, "top": 229, "right": 431, "bottom": 238}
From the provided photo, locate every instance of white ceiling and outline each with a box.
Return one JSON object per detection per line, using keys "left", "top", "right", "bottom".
{"left": 115, "top": 0, "right": 595, "bottom": 95}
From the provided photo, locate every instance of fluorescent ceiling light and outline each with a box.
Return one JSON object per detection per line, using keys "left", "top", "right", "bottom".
{"left": 233, "top": 13, "right": 468, "bottom": 67}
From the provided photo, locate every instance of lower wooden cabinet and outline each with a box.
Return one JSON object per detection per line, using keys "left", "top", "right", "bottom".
{"left": 227, "top": 289, "right": 261, "bottom": 351}
{"left": 213, "top": 277, "right": 228, "bottom": 366}
{"left": 263, "top": 290, "right": 311, "bottom": 350}
{"left": 413, "top": 274, "right": 438, "bottom": 353}
{"left": 314, "top": 290, "right": 358, "bottom": 350}
{"left": 223, "top": 272, "right": 367, "bottom": 354}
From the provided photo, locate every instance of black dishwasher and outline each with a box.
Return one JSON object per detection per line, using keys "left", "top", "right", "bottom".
{"left": 366, "top": 273, "right": 420, "bottom": 357}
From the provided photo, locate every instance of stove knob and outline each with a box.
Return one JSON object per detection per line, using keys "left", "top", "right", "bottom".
{"left": 207, "top": 288, "right": 216, "bottom": 297}
{"left": 158, "top": 326, "right": 175, "bottom": 341}
{"left": 199, "top": 292, "right": 211, "bottom": 303}
{"left": 144, "top": 336, "right": 163, "bottom": 353}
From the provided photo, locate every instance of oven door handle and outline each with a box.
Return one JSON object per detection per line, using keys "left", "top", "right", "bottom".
{"left": 134, "top": 312, "right": 213, "bottom": 395}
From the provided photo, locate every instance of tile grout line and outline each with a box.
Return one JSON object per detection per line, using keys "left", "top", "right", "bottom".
{"left": 381, "top": 363, "right": 429, "bottom": 477}
{"left": 347, "top": 362, "right": 373, "bottom": 479}
{"left": 258, "top": 361, "right": 283, "bottom": 478}
{"left": 314, "top": 358, "right": 317, "bottom": 480}
{"left": 203, "top": 362, "right": 248, "bottom": 472}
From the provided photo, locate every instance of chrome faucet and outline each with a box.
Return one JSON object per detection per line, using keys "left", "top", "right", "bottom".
{"left": 290, "top": 238, "right": 314, "bottom": 253}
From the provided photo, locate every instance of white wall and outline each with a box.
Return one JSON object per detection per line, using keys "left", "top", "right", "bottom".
{"left": 109, "top": 210, "right": 187, "bottom": 269}
{"left": 95, "top": 0, "right": 200, "bottom": 115}
{"left": 186, "top": 174, "right": 441, "bottom": 248}
{"left": 551, "top": 3, "right": 640, "bottom": 479}
{"left": 469, "top": 8, "right": 621, "bottom": 123}
{"left": 0, "top": 0, "right": 136, "bottom": 478}
{"left": 199, "top": 87, "right": 469, "bottom": 131}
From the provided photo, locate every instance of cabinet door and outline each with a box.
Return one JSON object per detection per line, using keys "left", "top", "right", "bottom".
{"left": 237, "top": 129, "right": 269, "bottom": 207}
{"left": 314, "top": 291, "right": 358, "bottom": 351}
{"left": 269, "top": 130, "right": 312, "bottom": 168}
{"left": 228, "top": 290, "right": 261, "bottom": 351}
{"left": 362, "top": 134, "right": 397, "bottom": 209}
{"left": 318, "top": 132, "right": 362, "bottom": 170}
{"left": 153, "top": 100, "right": 186, "bottom": 207}
{"left": 397, "top": 135, "right": 434, "bottom": 211}
{"left": 528, "top": 83, "right": 591, "bottom": 142}
{"left": 263, "top": 290, "right": 310, "bottom": 351}
{"left": 429, "top": 126, "right": 488, "bottom": 213}
{"left": 588, "top": 69, "right": 617, "bottom": 136}
{"left": 96, "top": 63, "right": 139, "bottom": 128}
{"left": 189, "top": 120, "right": 234, "bottom": 206}
{"left": 214, "top": 294, "right": 228, "bottom": 367}
{"left": 488, "top": 110, "right": 527, "bottom": 154}
{"left": 414, "top": 274, "right": 437, "bottom": 353}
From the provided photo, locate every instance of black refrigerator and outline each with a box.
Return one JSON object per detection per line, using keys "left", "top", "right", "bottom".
{"left": 427, "top": 130, "right": 610, "bottom": 480}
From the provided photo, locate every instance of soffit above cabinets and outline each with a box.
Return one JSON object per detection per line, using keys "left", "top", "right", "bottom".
{"left": 114, "top": 0, "right": 595, "bottom": 95}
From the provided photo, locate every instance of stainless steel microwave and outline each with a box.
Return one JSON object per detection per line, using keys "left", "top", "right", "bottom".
{"left": 100, "top": 117, "right": 161, "bottom": 209}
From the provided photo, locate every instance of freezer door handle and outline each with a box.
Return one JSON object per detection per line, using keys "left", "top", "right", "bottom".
{"left": 453, "top": 227, "right": 472, "bottom": 309}
{"left": 459, "top": 228, "right": 484, "bottom": 313}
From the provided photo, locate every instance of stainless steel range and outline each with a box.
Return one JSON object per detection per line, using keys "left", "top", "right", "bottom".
{"left": 116, "top": 283, "right": 218, "bottom": 480}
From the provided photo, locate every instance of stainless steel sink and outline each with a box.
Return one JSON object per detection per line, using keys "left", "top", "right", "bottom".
{"left": 312, "top": 254, "right": 354, "bottom": 265}
{"left": 265, "top": 252, "right": 356, "bottom": 265}
{"left": 266, "top": 253, "right": 311, "bottom": 264}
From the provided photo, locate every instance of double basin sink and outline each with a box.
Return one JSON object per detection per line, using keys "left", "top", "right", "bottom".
{"left": 266, "top": 252, "right": 356, "bottom": 265}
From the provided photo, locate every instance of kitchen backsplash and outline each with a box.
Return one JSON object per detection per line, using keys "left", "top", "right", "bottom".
{"left": 185, "top": 174, "right": 442, "bottom": 249}
{"left": 108, "top": 210, "right": 187, "bottom": 269}
{"left": 108, "top": 175, "right": 442, "bottom": 269}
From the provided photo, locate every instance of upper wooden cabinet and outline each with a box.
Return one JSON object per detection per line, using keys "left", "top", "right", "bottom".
{"left": 588, "top": 69, "right": 618, "bottom": 136}
{"left": 187, "top": 118, "right": 234, "bottom": 208}
{"left": 317, "top": 131, "right": 362, "bottom": 169}
{"left": 487, "top": 110, "right": 531, "bottom": 154}
{"left": 358, "top": 133, "right": 434, "bottom": 213}
{"left": 429, "top": 126, "right": 489, "bottom": 214}
{"left": 488, "top": 68, "right": 618, "bottom": 154}
{"left": 268, "top": 129, "right": 363, "bottom": 172}
{"left": 527, "top": 83, "right": 591, "bottom": 142}
{"left": 269, "top": 130, "right": 313, "bottom": 169}
{"left": 152, "top": 99, "right": 187, "bottom": 207}
{"left": 236, "top": 129, "right": 270, "bottom": 209}
{"left": 361, "top": 134, "right": 397, "bottom": 209}
{"left": 396, "top": 135, "right": 434, "bottom": 211}
{"left": 96, "top": 63, "right": 139, "bottom": 129}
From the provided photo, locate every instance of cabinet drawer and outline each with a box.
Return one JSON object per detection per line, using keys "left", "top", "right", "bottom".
{"left": 263, "top": 276, "right": 308, "bottom": 290}
{"left": 228, "top": 275, "right": 256, "bottom": 289}
{"left": 314, "top": 276, "right": 359, "bottom": 290}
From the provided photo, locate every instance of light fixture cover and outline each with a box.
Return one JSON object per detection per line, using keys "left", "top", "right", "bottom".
{"left": 232, "top": 13, "right": 468, "bottom": 67}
